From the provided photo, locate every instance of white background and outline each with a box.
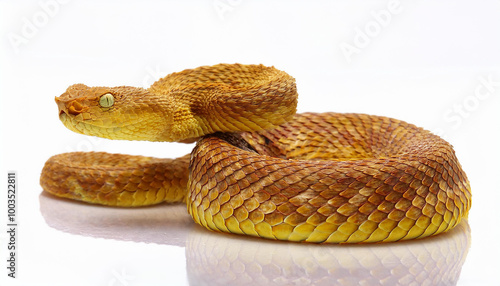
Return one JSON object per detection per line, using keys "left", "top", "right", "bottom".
{"left": 1, "top": 0, "right": 499, "bottom": 285}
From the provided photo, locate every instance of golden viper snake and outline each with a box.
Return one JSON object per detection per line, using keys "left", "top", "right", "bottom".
{"left": 40, "top": 63, "right": 471, "bottom": 243}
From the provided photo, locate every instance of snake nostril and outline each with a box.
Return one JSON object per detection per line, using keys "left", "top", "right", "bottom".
{"left": 67, "top": 101, "right": 86, "bottom": 115}
{"left": 68, "top": 106, "right": 79, "bottom": 115}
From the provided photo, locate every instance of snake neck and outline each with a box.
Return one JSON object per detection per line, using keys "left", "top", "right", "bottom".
{"left": 148, "top": 64, "right": 298, "bottom": 141}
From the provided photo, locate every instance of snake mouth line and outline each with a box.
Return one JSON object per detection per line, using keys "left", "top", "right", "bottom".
{"left": 59, "top": 112, "right": 163, "bottom": 142}
{"left": 59, "top": 113, "right": 86, "bottom": 135}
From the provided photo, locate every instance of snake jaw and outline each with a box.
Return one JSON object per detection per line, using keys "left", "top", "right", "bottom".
{"left": 58, "top": 112, "right": 84, "bottom": 135}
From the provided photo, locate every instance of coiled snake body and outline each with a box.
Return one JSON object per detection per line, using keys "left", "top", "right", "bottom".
{"left": 40, "top": 64, "right": 471, "bottom": 243}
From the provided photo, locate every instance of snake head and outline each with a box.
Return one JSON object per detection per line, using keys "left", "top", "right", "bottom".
{"left": 55, "top": 84, "right": 175, "bottom": 141}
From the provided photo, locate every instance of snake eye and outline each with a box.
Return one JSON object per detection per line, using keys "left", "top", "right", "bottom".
{"left": 99, "top": 93, "right": 115, "bottom": 107}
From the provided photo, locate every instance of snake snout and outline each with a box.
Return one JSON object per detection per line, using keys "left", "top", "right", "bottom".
{"left": 55, "top": 84, "right": 94, "bottom": 116}
{"left": 55, "top": 96, "right": 88, "bottom": 116}
{"left": 55, "top": 96, "right": 72, "bottom": 117}
{"left": 55, "top": 96, "right": 68, "bottom": 116}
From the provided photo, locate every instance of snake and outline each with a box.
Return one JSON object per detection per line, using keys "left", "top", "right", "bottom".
{"left": 40, "top": 63, "right": 471, "bottom": 243}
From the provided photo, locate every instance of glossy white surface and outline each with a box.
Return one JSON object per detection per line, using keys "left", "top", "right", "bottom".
{"left": 39, "top": 192, "right": 471, "bottom": 286}
{"left": 1, "top": 1, "right": 499, "bottom": 285}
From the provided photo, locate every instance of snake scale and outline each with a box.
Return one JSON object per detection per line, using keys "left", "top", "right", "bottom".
{"left": 40, "top": 63, "right": 471, "bottom": 243}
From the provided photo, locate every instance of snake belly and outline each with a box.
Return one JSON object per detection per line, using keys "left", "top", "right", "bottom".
{"left": 40, "top": 64, "right": 471, "bottom": 243}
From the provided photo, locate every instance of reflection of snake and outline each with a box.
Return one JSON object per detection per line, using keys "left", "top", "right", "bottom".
{"left": 38, "top": 192, "right": 471, "bottom": 285}
{"left": 187, "top": 221, "right": 471, "bottom": 286}
{"left": 40, "top": 63, "right": 471, "bottom": 243}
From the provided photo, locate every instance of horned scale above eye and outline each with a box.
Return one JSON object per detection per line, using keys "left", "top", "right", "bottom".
{"left": 99, "top": 93, "right": 115, "bottom": 107}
